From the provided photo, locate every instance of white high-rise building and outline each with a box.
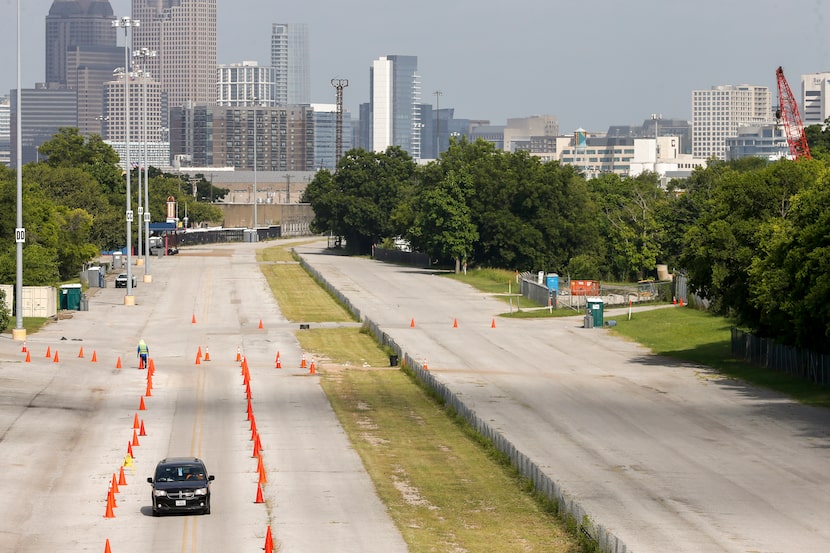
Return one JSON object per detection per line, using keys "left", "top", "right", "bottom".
{"left": 217, "top": 61, "right": 276, "bottom": 107}
{"left": 0, "top": 96, "right": 10, "bottom": 166}
{"left": 270, "top": 23, "right": 310, "bottom": 106}
{"left": 371, "top": 55, "right": 421, "bottom": 159}
{"left": 131, "top": 0, "right": 217, "bottom": 108}
{"left": 801, "top": 72, "right": 830, "bottom": 127}
{"left": 691, "top": 85, "right": 772, "bottom": 160}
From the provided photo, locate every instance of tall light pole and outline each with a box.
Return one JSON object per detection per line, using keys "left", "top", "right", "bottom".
{"left": 134, "top": 48, "right": 156, "bottom": 281}
{"left": 434, "top": 90, "right": 442, "bottom": 157}
{"left": 113, "top": 16, "right": 139, "bottom": 305}
{"left": 13, "top": 0, "right": 25, "bottom": 341}
{"left": 252, "top": 101, "right": 258, "bottom": 229}
{"left": 331, "top": 78, "right": 348, "bottom": 168}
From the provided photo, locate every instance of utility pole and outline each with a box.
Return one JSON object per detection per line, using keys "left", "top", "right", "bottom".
{"left": 331, "top": 78, "right": 348, "bottom": 168}
{"left": 434, "top": 90, "right": 442, "bottom": 157}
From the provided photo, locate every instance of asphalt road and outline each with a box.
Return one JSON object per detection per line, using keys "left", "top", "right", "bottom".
{"left": 0, "top": 242, "right": 408, "bottom": 553}
{"left": 295, "top": 243, "right": 830, "bottom": 553}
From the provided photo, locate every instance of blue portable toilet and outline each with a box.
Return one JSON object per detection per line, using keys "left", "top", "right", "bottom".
{"left": 545, "top": 273, "right": 559, "bottom": 293}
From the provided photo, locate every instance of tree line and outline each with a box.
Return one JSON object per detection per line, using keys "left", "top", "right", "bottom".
{"left": 303, "top": 137, "right": 830, "bottom": 353}
{"left": 0, "top": 128, "right": 227, "bottom": 285}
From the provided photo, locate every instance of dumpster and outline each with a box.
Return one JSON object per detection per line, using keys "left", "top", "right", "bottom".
{"left": 586, "top": 297, "right": 604, "bottom": 328}
{"left": 59, "top": 284, "right": 83, "bottom": 311}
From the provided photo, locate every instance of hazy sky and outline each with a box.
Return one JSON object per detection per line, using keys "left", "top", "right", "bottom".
{"left": 2, "top": 0, "right": 830, "bottom": 132}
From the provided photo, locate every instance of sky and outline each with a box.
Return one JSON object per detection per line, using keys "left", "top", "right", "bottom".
{"left": 2, "top": 0, "right": 830, "bottom": 133}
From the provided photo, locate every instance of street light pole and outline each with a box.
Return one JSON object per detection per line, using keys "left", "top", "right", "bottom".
{"left": 134, "top": 48, "right": 156, "bottom": 281}
{"left": 113, "top": 15, "right": 139, "bottom": 305}
{"left": 13, "top": 0, "right": 25, "bottom": 341}
{"left": 253, "top": 100, "right": 258, "bottom": 230}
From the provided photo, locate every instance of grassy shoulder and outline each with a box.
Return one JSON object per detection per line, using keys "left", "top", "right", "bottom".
{"left": 609, "top": 307, "right": 830, "bottom": 409}
{"left": 261, "top": 244, "right": 586, "bottom": 553}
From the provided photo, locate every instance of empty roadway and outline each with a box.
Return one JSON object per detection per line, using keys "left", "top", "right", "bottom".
{"left": 296, "top": 242, "right": 830, "bottom": 553}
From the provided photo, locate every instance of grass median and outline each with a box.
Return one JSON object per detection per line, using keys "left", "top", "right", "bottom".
{"left": 257, "top": 243, "right": 586, "bottom": 553}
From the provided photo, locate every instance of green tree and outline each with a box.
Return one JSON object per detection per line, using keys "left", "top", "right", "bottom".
{"left": 589, "top": 172, "right": 668, "bottom": 280}
{"left": 303, "top": 147, "right": 416, "bottom": 254}
{"left": 409, "top": 169, "right": 478, "bottom": 271}
{"left": 748, "top": 177, "right": 830, "bottom": 352}
{"left": 681, "top": 158, "right": 820, "bottom": 323}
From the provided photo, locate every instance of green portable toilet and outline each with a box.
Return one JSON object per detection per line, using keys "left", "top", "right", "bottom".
{"left": 60, "top": 284, "right": 83, "bottom": 311}
{"left": 586, "top": 297, "right": 604, "bottom": 328}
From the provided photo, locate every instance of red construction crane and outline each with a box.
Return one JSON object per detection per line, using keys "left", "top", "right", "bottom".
{"left": 775, "top": 66, "right": 812, "bottom": 160}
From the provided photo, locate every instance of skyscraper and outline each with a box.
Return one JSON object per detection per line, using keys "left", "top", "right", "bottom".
{"left": 370, "top": 55, "right": 421, "bottom": 159}
{"left": 801, "top": 72, "right": 830, "bottom": 127}
{"left": 45, "top": 0, "right": 118, "bottom": 86}
{"left": 270, "top": 24, "right": 310, "bottom": 106}
{"left": 691, "top": 84, "right": 772, "bottom": 160}
{"left": 217, "top": 62, "right": 276, "bottom": 107}
{"left": 132, "top": 0, "right": 217, "bottom": 108}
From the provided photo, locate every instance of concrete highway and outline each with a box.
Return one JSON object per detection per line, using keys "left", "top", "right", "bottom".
{"left": 0, "top": 242, "right": 407, "bottom": 553}
{"left": 295, "top": 243, "right": 830, "bottom": 553}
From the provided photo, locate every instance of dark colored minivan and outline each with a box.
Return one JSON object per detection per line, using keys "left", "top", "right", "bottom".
{"left": 147, "top": 457, "right": 214, "bottom": 516}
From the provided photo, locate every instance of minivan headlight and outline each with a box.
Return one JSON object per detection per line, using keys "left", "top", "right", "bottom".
{"left": 152, "top": 489, "right": 167, "bottom": 497}
{"left": 194, "top": 487, "right": 208, "bottom": 496}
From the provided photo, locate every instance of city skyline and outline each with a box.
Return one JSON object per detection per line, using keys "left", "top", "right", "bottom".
{"left": 2, "top": 0, "right": 830, "bottom": 134}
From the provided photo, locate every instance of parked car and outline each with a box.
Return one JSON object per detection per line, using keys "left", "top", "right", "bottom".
{"left": 114, "top": 273, "right": 137, "bottom": 288}
{"left": 147, "top": 457, "right": 214, "bottom": 516}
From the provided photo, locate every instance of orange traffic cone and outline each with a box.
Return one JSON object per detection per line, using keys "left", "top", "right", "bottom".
{"left": 423, "top": 358, "right": 429, "bottom": 371}
{"left": 131, "top": 429, "right": 140, "bottom": 447}
{"left": 275, "top": 351, "right": 281, "bottom": 369}
{"left": 118, "top": 466, "right": 127, "bottom": 486}
{"left": 491, "top": 318, "right": 497, "bottom": 329}
{"left": 252, "top": 433, "right": 262, "bottom": 457}
{"left": 21, "top": 341, "right": 27, "bottom": 353}
{"left": 410, "top": 318, "right": 415, "bottom": 328}
{"left": 191, "top": 313, "right": 196, "bottom": 324}
{"left": 139, "top": 420, "right": 147, "bottom": 437}
{"left": 111, "top": 473, "right": 119, "bottom": 495}
{"left": 246, "top": 398, "right": 253, "bottom": 421}
{"left": 78, "top": 347, "right": 84, "bottom": 358}
{"left": 45, "top": 346, "right": 51, "bottom": 358}
{"left": 245, "top": 381, "right": 252, "bottom": 400}
{"left": 104, "top": 538, "right": 112, "bottom": 553}
{"left": 300, "top": 353, "right": 307, "bottom": 368}
{"left": 258, "top": 461, "right": 267, "bottom": 484}
{"left": 133, "top": 413, "right": 140, "bottom": 429}
{"left": 138, "top": 396, "right": 146, "bottom": 410}
{"left": 204, "top": 347, "right": 210, "bottom": 362}
{"left": 148, "top": 358, "right": 155, "bottom": 374}
{"left": 309, "top": 359, "right": 316, "bottom": 375}
{"left": 53, "top": 350, "right": 59, "bottom": 363}
{"left": 25, "top": 351, "right": 31, "bottom": 363}
{"left": 258, "top": 319, "right": 263, "bottom": 329}
{"left": 264, "top": 526, "right": 274, "bottom": 553}
{"left": 195, "top": 353, "right": 201, "bottom": 365}
{"left": 116, "top": 356, "right": 122, "bottom": 369}
{"left": 138, "top": 356, "right": 144, "bottom": 369}
{"left": 91, "top": 350, "right": 97, "bottom": 362}
{"left": 255, "top": 483, "right": 264, "bottom": 503}
{"left": 679, "top": 298, "right": 685, "bottom": 307}
{"left": 104, "top": 491, "right": 115, "bottom": 518}
{"left": 127, "top": 441, "right": 134, "bottom": 459}
{"left": 197, "top": 345, "right": 202, "bottom": 358}
{"left": 144, "top": 379, "right": 152, "bottom": 397}
{"left": 453, "top": 318, "right": 458, "bottom": 328}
